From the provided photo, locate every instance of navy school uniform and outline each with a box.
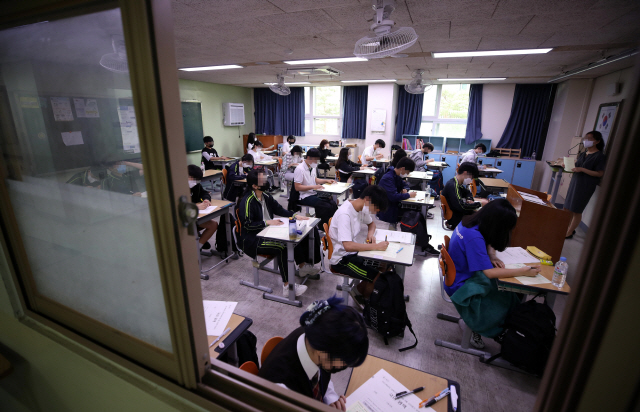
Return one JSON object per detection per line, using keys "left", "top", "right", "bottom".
{"left": 376, "top": 166, "right": 410, "bottom": 224}
{"left": 441, "top": 177, "right": 481, "bottom": 229}
{"left": 223, "top": 160, "right": 248, "bottom": 202}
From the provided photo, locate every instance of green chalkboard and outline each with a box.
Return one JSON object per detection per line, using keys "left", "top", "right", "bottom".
{"left": 182, "top": 101, "right": 204, "bottom": 153}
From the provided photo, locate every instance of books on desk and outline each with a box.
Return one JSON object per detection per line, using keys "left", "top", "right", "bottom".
{"left": 495, "top": 247, "right": 536, "bottom": 265}
{"left": 374, "top": 229, "right": 413, "bottom": 244}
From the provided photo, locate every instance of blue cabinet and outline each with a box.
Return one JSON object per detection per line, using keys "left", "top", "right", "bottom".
{"left": 494, "top": 158, "right": 516, "bottom": 183}
{"left": 477, "top": 157, "right": 494, "bottom": 167}
{"left": 440, "top": 154, "right": 459, "bottom": 184}
{"left": 511, "top": 160, "right": 536, "bottom": 188}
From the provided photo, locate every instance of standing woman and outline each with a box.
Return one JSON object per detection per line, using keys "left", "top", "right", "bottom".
{"left": 563, "top": 131, "right": 607, "bottom": 239}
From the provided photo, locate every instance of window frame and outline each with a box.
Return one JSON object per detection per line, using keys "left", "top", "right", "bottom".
{"left": 420, "top": 84, "right": 469, "bottom": 137}
{"left": 304, "top": 86, "right": 343, "bottom": 137}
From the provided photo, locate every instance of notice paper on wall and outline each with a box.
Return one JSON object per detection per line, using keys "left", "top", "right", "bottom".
{"left": 118, "top": 105, "right": 140, "bottom": 153}
{"left": 61, "top": 131, "right": 84, "bottom": 146}
{"left": 202, "top": 301, "right": 237, "bottom": 336}
{"left": 51, "top": 97, "right": 74, "bottom": 121}
{"left": 74, "top": 98, "right": 100, "bottom": 118}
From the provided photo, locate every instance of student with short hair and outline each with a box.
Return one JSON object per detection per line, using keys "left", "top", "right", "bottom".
{"left": 459, "top": 143, "right": 487, "bottom": 164}
{"left": 294, "top": 148, "right": 338, "bottom": 227}
{"left": 361, "top": 138, "right": 386, "bottom": 166}
{"left": 223, "top": 154, "right": 254, "bottom": 202}
{"left": 259, "top": 296, "right": 368, "bottom": 410}
{"left": 66, "top": 165, "right": 106, "bottom": 188}
{"left": 376, "top": 157, "right": 416, "bottom": 225}
{"left": 281, "top": 135, "right": 296, "bottom": 156}
{"left": 442, "top": 162, "right": 488, "bottom": 229}
{"left": 334, "top": 147, "right": 366, "bottom": 182}
{"left": 201, "top": 136, "right": 220, "bottom": 170}
{"left": 408, "top": 142, "right": 436, "bottom": 169}
{"left": 237, "top": 169, "right": 317, "bottom": 296}
{"left": 446, "top": 199, "right": 540, "bottom": 348}
{"left": 103, "top": 161, "right": 142, "bottom": 195}
{"left": 188, "top": 164, "right": 218, "bottom": 253}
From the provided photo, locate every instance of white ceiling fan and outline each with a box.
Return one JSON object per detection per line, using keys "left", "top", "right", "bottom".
{"left": 100, "top": 35, "right": 128, "bottom": 73}
{"left": 404, "top": 70, "right": 433, "bottom": 94}
{"left": 269, "top": 73, "right": 291, "bottom": 96}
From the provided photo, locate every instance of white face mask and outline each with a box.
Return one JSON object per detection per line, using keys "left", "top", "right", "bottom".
{"left": 293, "top": 156, "right": 300, "bottom": 162}
{"left": 463, "top": 177, "right": 473, "bottom": 185}
{"left": 188, "top": 180, "right": 197, "bottom": 188}
{"left": 362, "top": 205, "right": 371, "bottom": 216}
{"left": 401, "top": 173, "right": 409, "bottom": 178}
{"left": 242, "top": 163, "right": 251, "bottom": 168}
{"left": 310, "top": 162, "right": 318, "bottom": 169}
{"left": 583, "top": 140, "right": 594, "bottom": 148}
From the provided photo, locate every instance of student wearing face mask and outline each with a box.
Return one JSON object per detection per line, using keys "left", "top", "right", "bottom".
{"left": 376, "top": 157, "right": 416, "bottom": 226}
{"left": 259, "top": 296, "right": 368, "bottom": 411}
{"left": 223, "top": 154, "right": 254, "bottom": 202}
{"left": 317, "top": 139, "right": 334, "bottom": 174}
{"left": 103, "top": 161, "right": 142, "bottom": 195}
{"left": 281, "top": 135, "right": 296, "bottom": 156}
{"left": 247, "top": 140, "right": 276, "bottom": 190}
{"left": 293, "top": 148, "right": 338, "bottom": 227}
{"left": 442, "top": 162, "right": 489, "bottom": 229}
{"left": 281, "top": 145, "right": 303, "bottom": 189}
{"left": 237, "top": 169, "right": 315, "bottom": 297}
{"left": 562, "top": 130, "right": 606, "bottom": 239}
{"left": 201, "top": 136, "right": 220, "bottom": 170}
{"left": 334, "top": 147, "right": 366, "bottom": 182}
{"left": 459, "top": 143, "right": 487, "bottom": 165}
{"left": 188, "top": 165, "right": 218, "bottom": 253}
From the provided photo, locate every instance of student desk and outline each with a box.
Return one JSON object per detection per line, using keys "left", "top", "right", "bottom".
{"left": 350, "top": 168, "right": 377, "bottom": 178}
{"left": 209, "top": 313, "right": 253, "bottom": 366}
{"left": 497, "top": 263, "right": 570, "bottom": 309}
{"left": 197, "top": 199, "right": 236, "bottom": 280}
{"left": 314, "top": 182, "right": 352, "bottom": 204}
{"left": 426, "top": 161, "right": 449, "bottom": 172}
{"left": 401, "top": 190, "right": 435, "bottom": 221}
{"left": 325, "top": 155, "right": 338, "bottom": 162}
{"left": 202, "top": 169, "right": 222, "bottom": 183}
{"left": 373, "top": 158, "right": 390, "bottom": 172}
{"left": 346, "top": 355, "right": 461, "bottom": 412}
{"left": 256, "top": 217, "right": 321, "bottom": 307}
{"left": 478, "top": 167, "right": 503, "bottom": 178}
{"left": 210, "top": 157, "right": 239, "bottom": 168}
{"left": 404, "top": 170, "right": 434, "bottom": 191}
{"left": 479, "top": 177, "right": 510, "bottom": 194}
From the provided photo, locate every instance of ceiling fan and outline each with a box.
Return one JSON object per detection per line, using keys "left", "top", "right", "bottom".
{"left": 269, "top": 73, "right": 291, "bottom": 96}
{"left": 100, "top": 35, "right": 128, "bottom": 73}
{"left": 404, "top": 70, "right": 433, "bottom": 94}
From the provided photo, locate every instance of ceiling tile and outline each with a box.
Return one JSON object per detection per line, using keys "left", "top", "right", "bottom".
{"left": 405, "top": 0, "right": 499, "bottom": 22}
{"left": 256, "top": 9, "right": 346, "bottom": 34}
{"left": 176, "top": 0, "right": 284, "bottom": 21}
{"left": 450, "top": 16, "right": 533, "bottom": 38}
{"left": 265, "top": 0, "right": 361, "bottom": 13}
{"left": 492, "top": 0, "right": 600, "bottom": 18}
{"left": 478, "top": 34, "right": 553, "bottom": 50}
{"left": 418, "top": 37, "right": 481, "bottom": 53}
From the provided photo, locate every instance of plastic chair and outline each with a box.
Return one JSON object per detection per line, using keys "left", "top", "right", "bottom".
{"left": 470, "top": 179, "right": 477, "bottom": 197}
{"left": 440, "top": 191, "right": 453, "bottom": 231}
{"left": 221, "top": 168, "right": 228, "bottom": 199}
{"left": 236, "top": 209, "right": 280, "bottom": 294}
{"left": 261, "top": 336, "right": 284, "bottom": 366}
{"left": 322, "top": 219, "right": 359, "bottom": 305}
{"left": 239, "top": 361, "right": 259, "bottom": 375}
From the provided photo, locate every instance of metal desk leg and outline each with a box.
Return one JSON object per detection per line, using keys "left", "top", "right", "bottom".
{"left": 421, "top": 181, "right": 426, "bottom": 192}
{"left": 263, "top": 242, "right": 302, "bottom": 307}
{"left": 550, "top": 171, "right": 562, "bottom": 205}
{"left": 395, "top": 265, "right": 409, "bottom": 302}
{"left": 332, "top": 194, "right": 338, "bottom": 204}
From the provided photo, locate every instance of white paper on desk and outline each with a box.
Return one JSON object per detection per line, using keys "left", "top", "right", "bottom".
{"left": 374, "top": 229, "right": 412, "bottom": 244}
{"left": 346, "top": 369, "right": 433, "bottom": 412}
{"left": 202, "top": 301, "right": 237, "bottom": 336}
{"left": 264, "top": 225, "right": 288, "bottom": 238}
{"left": 61, "top": 131, "right": 84, "bottom": 146}
{"left": 495, "top": 247, "right": 537, "bottom": 265}
{"left": 515, "top": 274, "right": 552, "bottom": 285}
{"left": 198, "top": 205, "right": 218, "bottom": 215}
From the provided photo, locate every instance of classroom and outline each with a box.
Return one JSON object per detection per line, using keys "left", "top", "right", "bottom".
{"left": 0, "top": 1, "right": 638, "bottom": 411}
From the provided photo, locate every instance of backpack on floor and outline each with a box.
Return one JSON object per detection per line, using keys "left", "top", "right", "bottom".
{"left": 351, "top": 179, "right": 368, "bottom": 199}
{"left": 363, "top": 271, "right": 418, "bottom": 352}
{"left": 217, "top": 330, "right": 259, "bottom": 367}
{"left": 215, "top": 213, "right": 239, "bottom": 255}
{"left": 429, "top": 171, "right": 443, "bottom": 195}
{"left": 485, "top": 296, "right": 557, "bottom": 376}
{"left": 399, "top": 210, "right": 432, "bottom": 250}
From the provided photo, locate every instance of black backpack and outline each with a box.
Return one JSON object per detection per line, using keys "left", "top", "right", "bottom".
{"left": 373, "top": 167, "right": 385, "bottom": 185}
{"left": 400, "top": 210, "right": 432, "bottom": 250}
{"left": 217, "top": 330, "right": 259, "bottom": 367}
{"left": 363, "top": 271, "right": 418, "bottom": 352}
{"left": 485, "top": 297, "right": 557, "bottom": 376}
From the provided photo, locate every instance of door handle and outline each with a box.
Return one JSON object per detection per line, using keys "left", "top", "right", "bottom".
{"left": 178, "top": 195, "right": 198, "bottom": 236}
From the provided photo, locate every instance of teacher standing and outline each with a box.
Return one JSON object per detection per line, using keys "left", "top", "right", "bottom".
{"left": 563, "top": 130, "right": 606, "bottom": 239}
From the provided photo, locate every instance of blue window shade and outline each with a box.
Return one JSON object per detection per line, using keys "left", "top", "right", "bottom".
{"left": 342, "top": 85, "right": 368, "bottom": 140}
{"left": 465, "top": 84, "right": 483, "bottom": 144}
{"left": 395, "top": 87, "right": 424, "bottom": 142}
{"left": 254, "top": 87, "right": 305, "bottom": 136}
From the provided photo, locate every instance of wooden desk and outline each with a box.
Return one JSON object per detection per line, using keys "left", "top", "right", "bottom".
{"left": 346, "top": 355, "right": 459, "bottom": 412}
{"left": 497, "top": 259, "right": 570, "bottom": 309}
{"left": 479, "top": 177, "right": 509, "bottom": 189}
{"left": 203, "top": 169, "right": 222, "bottom": 180}
{"left": 208, "top": 314, "right": 253, "bottom": 365}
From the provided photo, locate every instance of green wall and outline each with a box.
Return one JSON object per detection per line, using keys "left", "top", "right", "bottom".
{"left": 178, "top": 79, "right": 253, "bottom": 166}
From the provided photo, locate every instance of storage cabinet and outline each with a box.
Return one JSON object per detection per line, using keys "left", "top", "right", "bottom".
{"left": 511, "top": 160, "right": 536, "bottom": 188}
{"left": 494, "top": 158, "right": 516, "bottom": 183}
{"left": 440, "top": 154, "right": 459, "bottom": 184}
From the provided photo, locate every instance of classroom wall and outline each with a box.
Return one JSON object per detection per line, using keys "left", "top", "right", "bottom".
{"left": 480, "top": 83, "right": 515, "bottom": 149}
{"left": 363, "top": 83, "right": 397, "bottom": 159}
{"left": 178, "top": 79, "right": 253, "bottom": 165}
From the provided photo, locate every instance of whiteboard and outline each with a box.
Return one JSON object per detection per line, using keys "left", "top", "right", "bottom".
{"left": 371, "top": 109, "right": 386, "bottom": 132}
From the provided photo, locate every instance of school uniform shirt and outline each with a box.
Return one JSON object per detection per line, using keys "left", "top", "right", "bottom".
{"left": 361, "top": 145, "right": 379, "bottom": 166}
{"left": 459, "top": 149, "right": 478, "bottom": 164}
{"left": 329, "top": 201, "right": 372, "bottom": 265}
{"left": 222, "top": 160, "right": 247, "bottom": 201}
{"left": 66, "top": 170, "right": 103, "bottom": 188}
{"left": 335, "top": 159, "right": 362, "bottom": 182}
{"left": 293, "top": 161, "right": 318, "bottom": 200}
{"left": 258, "top": 327, "right": 339, "bottom": 405}
{"left": 247, "top": 148, "right": 272, "bottom": 163}
{"left": 281, "top": 141, "right": 291, "bottom": 155}
{"left": 376, "top": 166, "right": 410, "bottom": 224}
{"left": 445, "top": 224, "right": 493, "bottom": 296}
{"left": 442, "top": 177, "right": 481, "bottom": 228}
{"left": 201, "top": 147, "right": 219, "bottom": 170}
{"left": 408, "top": 150, "right": 428, "bottom": 169}
{"left": 190, "top": 183, "right": 211, "bottom": 204}
{"left": 237, "top": 190, "right": 293, "bottom": 257}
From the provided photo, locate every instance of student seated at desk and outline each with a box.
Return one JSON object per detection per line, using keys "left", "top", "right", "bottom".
{"left": 329, "top": 185, "right": 389, "bottom": 305}
{"left": 248, "top": 140, "right": 276, "bottom": 190}
{"left": 293, "top": 148, "right": 338, "bottom": 227}
{"left": 188, "top": 165, "right": 218, "bottom": 253}
{"left": 376, "top": 157, "right": 416, "bottom": 226}
{"left": 201, "top": 136, "right": 221, "bottom": 170}
{"left": 237, "top": 169, "right": 318, "bottom": 297}
{"left": 442, "top": 162, "right": 488, "bottom": 229}
{"left": 408, "top": 142, "right": 436, "bottom": 169}
{"left": 259, "top": 296, "right": 368, "bottom": 411}
{"left": 223, "top": 154, "right": 253, "bottom": 202}
{"left": 281, "top": 145, "right": 303, "bottom": 187}
{"left": 281, "top": 135, "right": 296, "bottom": 156}
{"left": 335, "top": 147, "right": 366, "bottom": 182}
{"left": 373, "top": 149, "right": 408, "bottom": 184}
{"left": 247, "top": 132, "right": 273, "bottom": 153}
{"left": 446, "top": 199, "right": 540, "bottom": 348}
{"left": 103, "top": 161, "right": 143, "bottom": 195}
{"left": 459, "top": 143, "right": 486, "bottom": 164}
{"left": 66, "top": 165, "right": 106, "bottom": 188}
{"left": 362, "top": 138, "right": 385, "bottom": 166}
{"left": 317, "top": 139, "right": 333, "bottom": 173}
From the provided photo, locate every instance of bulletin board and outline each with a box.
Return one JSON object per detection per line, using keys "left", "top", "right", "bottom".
{"left": 371, "top": 109, "right": 386, "bottom": 132}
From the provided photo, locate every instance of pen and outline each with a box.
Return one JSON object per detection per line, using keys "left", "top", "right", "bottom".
{"left": 396, "top": 247, "right": 403, "bottom": 253}
{"left": 394, "top": 386, "right": 424, "bottom": 399}
{"left": 385, "top": 235, "right": 388, "bottom": 242}
{"left": 209, "top": 327, "right": 231, "bottom": 348}
{"left": 419, "top": 387, "right": 450, "bottom": 408}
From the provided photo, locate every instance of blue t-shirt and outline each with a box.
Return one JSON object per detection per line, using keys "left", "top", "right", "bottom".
{"left": 444, "top": 224, "right": 493, "bottom": 296}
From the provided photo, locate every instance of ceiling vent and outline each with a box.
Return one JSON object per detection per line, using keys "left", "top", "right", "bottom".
{"left": 285, "top": 66, "right": 343, "bottom": 77}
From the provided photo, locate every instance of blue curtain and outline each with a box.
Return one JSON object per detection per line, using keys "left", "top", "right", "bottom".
{"left": 497, "top": 84, "right": 555, "bottom": 157}
{"left": 341, "top": 86, "right": 368, "bottom": 140}
{"left": 465, "top": 84, "right": 483, "bottom": 144}
{"left": 395, "top": 87, "right": 424, "bottom": 142}
{"left": 254, "top": 87, "right": 305, "bottom": 136}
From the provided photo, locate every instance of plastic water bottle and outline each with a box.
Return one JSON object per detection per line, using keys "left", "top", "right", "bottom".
{"left": 552, "top": 257, "right": 568, "bottom": 288}
{"left": 289, "top": 217, "right": 297, "bottom": 240}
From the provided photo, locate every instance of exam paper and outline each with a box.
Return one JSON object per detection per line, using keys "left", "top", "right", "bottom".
{"left": 198, "top": 205, "right": 218, "bottom": 215}
{"left": 515, "top": 274, "right": 552, "bottom": 285}
{"left": 409, "top": 191, "right": 425, "bottom": 201}
{"left": 374, "top": 229, "right": 413, "bottom": 244}
{"left": 495, "top": 247, "right": 537, "bottom": 265}
{"left": 346, "top": 369, "right": 433, "bottom": 412}
{"left": 202, "top": 301, "right": 237, "bottom": 336}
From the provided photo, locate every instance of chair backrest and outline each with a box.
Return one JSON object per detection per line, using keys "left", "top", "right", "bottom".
{"left": 277, "top": 157, "right": 283, "bottom": 171}
{"left": 358, "top": 154, "right": 362, "bottom": 164}
{"left": 444, "top": 235, "right": 450, "bottom": 251}
{"left": 470, "top": 179, "right": 477, "bottom": 197}
{"left": 440, "top": 191, "right": 453, "bottom": 220}
{"left": 323, "top": 218, "right": 333, "bottom": 259}
{"left": 335, "top": 172, "right": 340, "bottom": 182}
{"left": 239, "top": 361, "right": 259, "bottom": 375}
{"left": 439, "top": 246, "right": 456, "bottom": 287}
{"left": 261, "top": 336, "right": 284, "bottom": 366}
{"left": 235, "top": 208, "right": 241, "bottom": 233}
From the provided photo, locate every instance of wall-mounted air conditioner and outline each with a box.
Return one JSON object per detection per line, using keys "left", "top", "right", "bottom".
{"left": 223, "top": 103, "right": 245, "bottom": 126}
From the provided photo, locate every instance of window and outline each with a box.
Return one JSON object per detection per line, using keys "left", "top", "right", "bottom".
{"left": 419, "top": 84, "right": 470, "bottom": 137}
{"left": 304, "top": 86, "right": 342, "bottom": 136}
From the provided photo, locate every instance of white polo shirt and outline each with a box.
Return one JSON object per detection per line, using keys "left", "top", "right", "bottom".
{"left": 329, "top": 201, "right": 372, "bottom": 265}
{"left": 281, "top": 141, "right": 291, "bottom": 155}
{"left": 248, "top": 148, "right": 272, "bottom": 163}
{"left": 293, "top": 161, "right": 317, "bottom": 200}
{"left": 361, "top": 145, "right": 379, "bottom": 166}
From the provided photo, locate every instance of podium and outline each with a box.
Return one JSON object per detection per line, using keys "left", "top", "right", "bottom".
{"left": 506, "top": 184, "right": 571, "bottom": 262}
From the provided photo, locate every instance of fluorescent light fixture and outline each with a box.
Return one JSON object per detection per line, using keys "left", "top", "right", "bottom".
{"left": 264, "top": 82, "right": 311, "bottom": 85}
{"left": 283, "top": 57, "right": 368, "bottom": 65}
{"left": 548, "top": 48, "right": 638, "bottom": 83}
{"left": 438, "top": 78, "right": 506, "bottom": 81}
{"left": 433, "top": 48, "right": 552, "bottom": 58}
{"left": 179, "top": 64, "right": 243, "bottom": 71}
{"left": 341, "top": 79, "right": 396, "bottom": 83}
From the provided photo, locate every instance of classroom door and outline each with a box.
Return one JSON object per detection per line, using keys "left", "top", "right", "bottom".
{"left": 0, "top": 1, "right": 207, "bottom": 386}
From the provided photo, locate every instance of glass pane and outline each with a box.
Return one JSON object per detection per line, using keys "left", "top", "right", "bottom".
{"left": 313, "top": 118, "right": 339, "bottom": 135}
{"left": 421, "top": 86, "right": 438, "bottom": 117}
{"left": 419, "top": 122, "right": 434, "bottom": 135}
{"left": 304, "top": 87, "right": 310, "bottom": 115}
{"left": 439, "top": 84, "right": 470, "bottom": 119}
{"left": 0, "top": 9, "right": 172, "bottom": 351}
{"left": 313, "top": 86, "right": 341, "bottom": 116}
{"left": 436, "top": 123, "right": 467, "bottom": 138}
{"left": 305, "top": 119, "right": 311, "bottom": 134}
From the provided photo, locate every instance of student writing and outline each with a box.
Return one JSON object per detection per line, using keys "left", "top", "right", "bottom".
{"left": 459, "top": 143, "right": 486, "bottom": 164}
{"left": 441, "top": 162, "right": 488, "bottom": 229}
{"left": 293, "top": 148, "right": 338, "bottom": 227}
{"left": 188, "top": 165, "right": 218, "bottom": 253}
{"left": 361, "top": 138, "right": 385, "bottom": 166}
{"left": 223, "top": 154, "right": 254, "bottom": 202}
{"left": 376, "top": 157, "right": 416, "bottom": 226}
{"left": 334, "top": 147, "right": 366, "bottom": 183}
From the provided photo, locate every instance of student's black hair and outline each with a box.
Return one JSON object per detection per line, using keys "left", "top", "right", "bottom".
{"left": 241, "top": 168, "right": 266, "bottom": 199}
{"left": 247, "top": 132, "right": 256, "bottom": 144}
{"left": 287, "top": 135, "right": 296, "bottom": 143}
{"left": 291, "top": 145, "right": 303, "bottom": 155}
{"left": 474, "top": 143, "right": 487, "bottom": 152}
{"left": 586, "top": 130, "right": 605, "bottom": 151}
{"left": 254, "top": 140, "right": 263, "bottom": 148}
{"left": 390, "top": 149, "right": 407, "bottom": 167}
{"left": 395, "top": 157, "right": 415, "bottom": 172}
{"left": 461, "top": 198, "right": 517, "bottom": 251}
{"left": 241, "top": 154, "right": 254, "bottom": 163}
{"left": 423, "top": 142, "right": 434, "bottom": 152}
{"left": 89, "top": 165, "right": 107, "bottom": 180}
{"left": 306, "top": 148, "right": 321, "bottom": 159}
{"left": 300, "top": 296, "right": 369, "bottom": 367}
{"left": 335, "top": 147, "right": 350, "bottom": 170}
{"left": 203, "top": 136, "right": 213, "bottom": 143}
{"left": 374, "top": 139, "right": 386, "bottom": 148}
{"left": 360, "top": 185, "right": 388, "bottom": 213}
{"left": 188, "top": 164, "right": 203, "bottom": 180}
{"left": 457, "top": 162, "right": 479, "bottom": 179}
